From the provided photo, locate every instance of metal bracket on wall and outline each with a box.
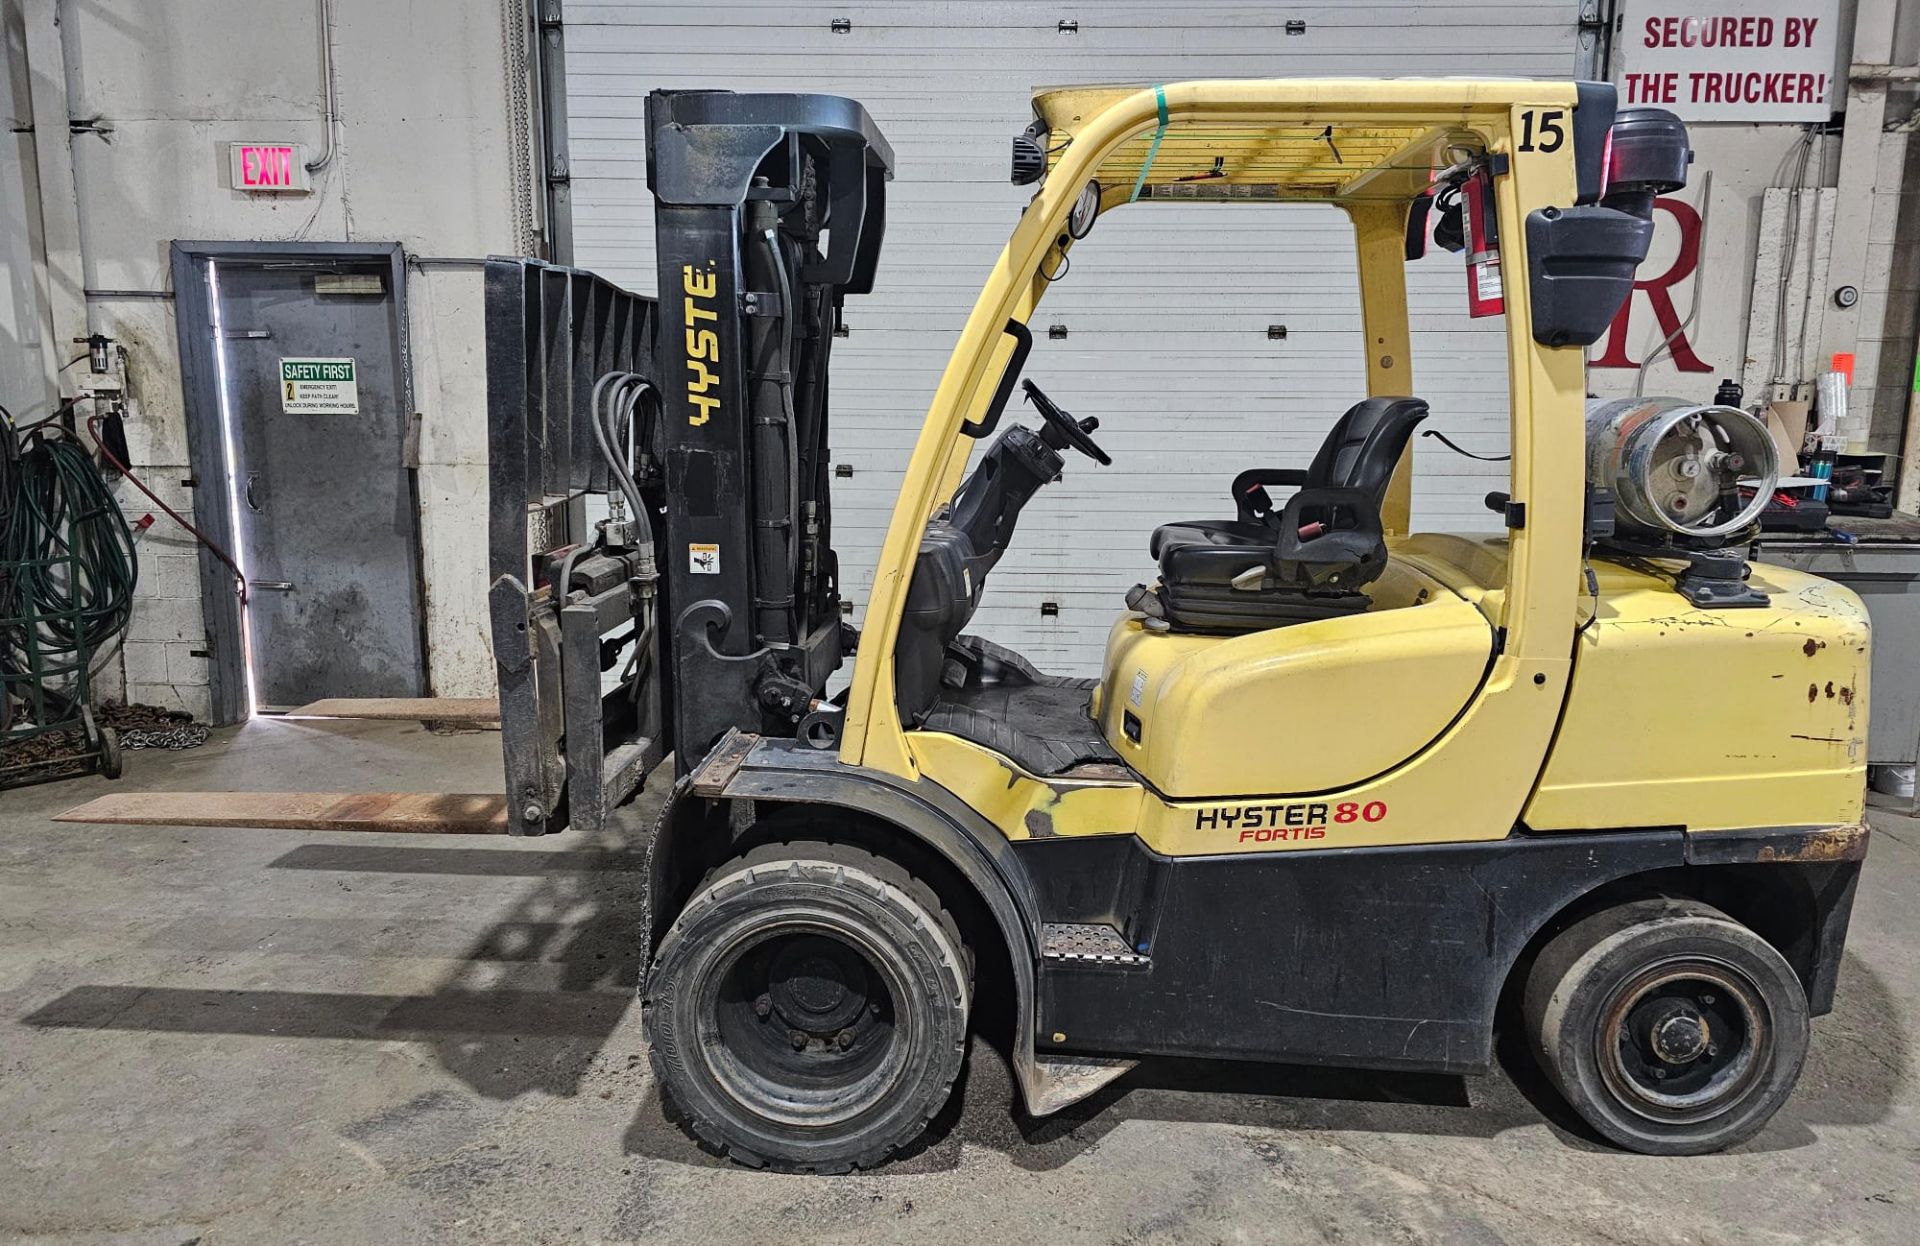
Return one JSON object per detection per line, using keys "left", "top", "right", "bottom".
{"left": 534, "top": 1, "right": 572, "bottom": 263}
{"left": 402, "top": 411, "right": 423, "bottom": 469}
{"left": 1575, "top": 0, "right": 1617, "bottom": 81}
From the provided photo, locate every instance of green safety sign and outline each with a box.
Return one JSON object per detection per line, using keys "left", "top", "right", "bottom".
{"left": 280, "top": 357, "right": 359, "bottom": 414}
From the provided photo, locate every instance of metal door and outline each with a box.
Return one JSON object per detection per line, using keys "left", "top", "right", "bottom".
{"left": 209, "top": 256, "right": 424, "bottom": 711}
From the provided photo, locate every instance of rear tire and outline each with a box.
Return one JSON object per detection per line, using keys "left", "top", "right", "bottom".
{"left": 643, "top": 840, "right": 970, "bottom": 1173}
{"left": 1523, "top": 897, "right": 1810, "bottom": 1155}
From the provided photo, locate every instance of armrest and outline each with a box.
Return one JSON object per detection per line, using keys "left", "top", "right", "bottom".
{"left": 1272, "top": 486, "right": 1386, "bottom": 590}
{"left": 1231, "top": 467, "right": 1310, "bottom": 522}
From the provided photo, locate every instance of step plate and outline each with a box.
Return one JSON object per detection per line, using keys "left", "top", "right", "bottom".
{"left": 1042, "top": 922, "right": 1149, "bottom": 967}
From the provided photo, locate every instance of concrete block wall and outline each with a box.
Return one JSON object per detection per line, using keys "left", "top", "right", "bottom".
{"left": 1587, "top": 118, "right": 1920, "bottom": 467}
{"left": 23, "top": 0, "right": 535, "bottom": 720}
{"left": 113, "top": 470, "right": 214, "bottom": 719}
{"left": 1587, "top": 126, "right": 1822, "bottom": 405}
{"left": 1860, "top": 132, "right": 1919, "bottom": 450}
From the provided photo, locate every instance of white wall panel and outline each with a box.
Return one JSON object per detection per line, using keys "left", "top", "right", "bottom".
{"left": 568, "top": 1, "right": 1576, "bottom": 672}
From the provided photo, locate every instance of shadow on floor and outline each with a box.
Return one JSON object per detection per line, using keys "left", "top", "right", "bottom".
{"left": 21, "top": 811, "right": 1910, "bottom": 1164}
{"left": 264, "top": 842, "right": 649, "bottom": 876}
{"left": 21, "top": 820, "right": 654, "bottom": 1099}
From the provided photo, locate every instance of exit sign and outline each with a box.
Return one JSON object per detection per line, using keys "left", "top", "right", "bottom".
{"left": 228, "top": 142, "right": 312, "bottom": 193}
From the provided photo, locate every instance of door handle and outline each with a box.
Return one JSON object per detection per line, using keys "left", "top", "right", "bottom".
{"left": 245, "top": 472, "right": 262, "bottom": 512}
{"left": 250, "top": 580, "right": 295, "bottom": 592}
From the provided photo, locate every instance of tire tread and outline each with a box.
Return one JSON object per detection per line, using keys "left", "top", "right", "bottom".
{"left": 644, "top": 837, "right": 970, "bottom": 1174}
{"left": 1523, "top": 897, "right": 1810, "bottom": 1156}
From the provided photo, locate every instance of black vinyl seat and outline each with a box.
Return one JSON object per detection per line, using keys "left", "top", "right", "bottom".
{"left": 1135, "top": 397, "right": 1430, "bottom": 634}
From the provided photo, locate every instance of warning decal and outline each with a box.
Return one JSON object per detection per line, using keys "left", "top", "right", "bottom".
{"left": 280, "top": 357, "right": 359, "bottom": 415}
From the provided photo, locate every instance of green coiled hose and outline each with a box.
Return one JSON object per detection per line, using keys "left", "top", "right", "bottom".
{"left": 1, "top": 429, "right": 139, "bottom": 726}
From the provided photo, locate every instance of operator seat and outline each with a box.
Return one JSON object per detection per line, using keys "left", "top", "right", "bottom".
{"left": 1135, "top": 396, "right": 1429, "bottom": 634}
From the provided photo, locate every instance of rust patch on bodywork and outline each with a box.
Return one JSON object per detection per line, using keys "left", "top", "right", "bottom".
{"left": 1839, "top": 686, "right": 1855, "bottom": 706}
{"left": 1024, "top": 808, "right": 1058, "bottom": 837}
{"left": 1755, "top": 823, "right": 1871, "bottom": 863}
{"left": 689, "top": 728, "right": 759, "bottom": 797}
{"left": 1808, "top": 683, "right": 1819, "bottom": 703}
{"left": 1803, "top": 638, "right": 1825, "bottom": 656}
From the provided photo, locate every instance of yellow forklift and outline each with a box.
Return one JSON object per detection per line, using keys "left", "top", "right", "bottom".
{"left": 484, "top": 78, "right": 1870, "bottom": 1171}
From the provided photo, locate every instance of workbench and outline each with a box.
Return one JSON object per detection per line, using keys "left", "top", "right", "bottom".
{"left": 1756, "top": 512, "right": 1920, "bottom": 813}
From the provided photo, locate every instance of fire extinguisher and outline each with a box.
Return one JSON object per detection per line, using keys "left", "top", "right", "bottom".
{"left": 1459, "top": 168, "right": 1503, "bottom": 318}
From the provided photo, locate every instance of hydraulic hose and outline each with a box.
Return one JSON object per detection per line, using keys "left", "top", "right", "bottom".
{"left": 589, "top": 369, "right": 658, "bottom": 563}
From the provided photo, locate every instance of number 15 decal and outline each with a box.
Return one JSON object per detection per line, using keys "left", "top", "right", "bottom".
{"left": 1517, "top": 109, "right": 1565, "bottom": 153}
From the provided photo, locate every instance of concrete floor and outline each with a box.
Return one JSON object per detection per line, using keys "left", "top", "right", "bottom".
{"left": 2, "top": 718, "right": 1916, "bottom": 1245}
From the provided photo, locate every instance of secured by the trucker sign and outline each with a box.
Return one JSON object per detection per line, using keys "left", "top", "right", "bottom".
{"left": 1619, "top": 0, "right": 1839, "bottom": 122}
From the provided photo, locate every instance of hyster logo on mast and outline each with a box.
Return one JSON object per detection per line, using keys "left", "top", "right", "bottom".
{"left": 683, "top": 263, "right": 721, "bottom": 426}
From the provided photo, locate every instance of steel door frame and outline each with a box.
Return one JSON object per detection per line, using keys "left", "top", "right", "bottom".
{"left": 170, "top": 241, "right": 418, "bottom": 724}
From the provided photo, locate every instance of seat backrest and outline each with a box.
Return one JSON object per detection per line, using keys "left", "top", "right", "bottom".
{"left": 1304, "top": 397, "right": 1431, "bottom": 499}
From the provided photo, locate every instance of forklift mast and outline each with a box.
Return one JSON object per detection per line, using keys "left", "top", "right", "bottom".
{"left": 648, "top": 90, "right": 893, "bottom": 761}
{"left": 485, "top": 92, "right": 893, "bottom": 835}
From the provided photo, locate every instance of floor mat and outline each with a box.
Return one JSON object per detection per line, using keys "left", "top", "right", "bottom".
{"left": 919, "top": 680, "right": 1121, "bottom": 777}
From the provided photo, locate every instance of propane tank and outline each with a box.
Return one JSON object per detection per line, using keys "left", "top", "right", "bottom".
{"left": 1585, "top": 398, "right": 1777, "bottom": 541}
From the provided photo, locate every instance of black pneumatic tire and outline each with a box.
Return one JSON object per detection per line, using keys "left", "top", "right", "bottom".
{"left": 643, "top": 840, "right": 971, "bottom": 1173}
{"left": 1523, "top": 897, "right": 1810, "bottom": 1156}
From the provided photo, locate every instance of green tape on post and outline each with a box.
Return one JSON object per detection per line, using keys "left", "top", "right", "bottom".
{"left": 1128, "top": 85, "right": 1169, "bottom": 204}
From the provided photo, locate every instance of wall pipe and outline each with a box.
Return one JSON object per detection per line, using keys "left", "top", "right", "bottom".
{"left": 305, "top": 0, "right": 337, "bottom": 173}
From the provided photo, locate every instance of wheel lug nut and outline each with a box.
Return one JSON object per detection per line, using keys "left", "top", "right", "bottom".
{"left": 789, "top": 1029, "right": 808, "bottom": 1051}
{"left": 754, "top": 994, "right": 773, "bottom": 1019}
{"left": 1701, "top": 994, "right": 1715, "bottom": 1005}
{"left": 835, "top": 1028, "right": 857, "bottom": 1051}
{"left": 1707, "top": 1044, "right": 1719, "bottom": 1057}
{"left": 1654, "top": 1068, "right": 1668, "bottom": 1079}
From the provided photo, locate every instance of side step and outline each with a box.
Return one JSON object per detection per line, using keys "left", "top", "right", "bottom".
{"left": 1042, "top": 922, "right": 1150, "bottom": 967}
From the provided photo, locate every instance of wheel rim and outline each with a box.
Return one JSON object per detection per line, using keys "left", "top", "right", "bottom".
{"left": 1594, "top": 955, "right": 1772, "bottom": 1126}
{"left": 698, "top": 918, "right": 910, "bottom": 1130}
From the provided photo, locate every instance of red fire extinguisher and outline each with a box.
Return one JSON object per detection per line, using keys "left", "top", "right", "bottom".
{"left": 1459, "top": 167, "right": 1503, "bottom": 318}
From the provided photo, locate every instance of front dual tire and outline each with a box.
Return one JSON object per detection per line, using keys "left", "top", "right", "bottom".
{"left": 642, "top": 840, "right": 971, "bottom": 1173}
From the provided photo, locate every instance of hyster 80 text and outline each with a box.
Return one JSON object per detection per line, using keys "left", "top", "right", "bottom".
{"left": 1195, "top": 799, "right": 1389, "bottom": 841}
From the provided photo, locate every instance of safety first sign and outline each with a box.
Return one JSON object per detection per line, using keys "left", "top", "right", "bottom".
{"left": 1619, "top": 0, "right": 1839, "bottom": 123}
{"left": 280, "top": 358, "right": 359, "bottom": 415}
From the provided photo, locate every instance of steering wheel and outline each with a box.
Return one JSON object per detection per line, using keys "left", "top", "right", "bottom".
{"left": 1020, "top": 379, "right": 1111, "bottom": 465}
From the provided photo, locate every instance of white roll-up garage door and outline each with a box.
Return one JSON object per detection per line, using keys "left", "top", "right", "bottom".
{"left": 566, "top": 2, "right": 1580, "bottom": 674}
